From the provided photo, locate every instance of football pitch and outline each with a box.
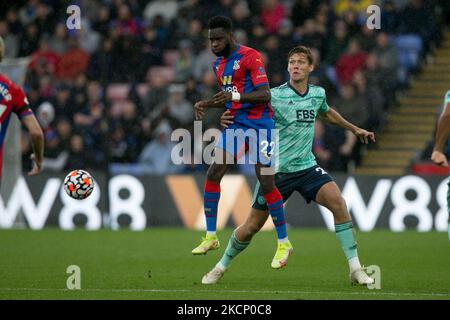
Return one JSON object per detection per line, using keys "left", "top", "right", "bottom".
{"left": 0, "top": 228, "right": 449, "bottom": 300}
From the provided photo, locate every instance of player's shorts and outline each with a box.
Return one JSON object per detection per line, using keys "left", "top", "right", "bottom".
{"left": 215, "top": 118, "right": 275, "bottom": 166}
{"left": 252, "top": 165, "right": 334, "bottom": 210}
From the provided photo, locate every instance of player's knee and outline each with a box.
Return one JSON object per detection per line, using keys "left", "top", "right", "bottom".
{"left": 329, "top": 195, "right": 348, "bottom": 216}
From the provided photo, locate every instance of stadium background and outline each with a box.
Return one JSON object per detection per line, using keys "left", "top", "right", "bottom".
{"left": 0, "top": 0, "right": 449, "bottom": 301}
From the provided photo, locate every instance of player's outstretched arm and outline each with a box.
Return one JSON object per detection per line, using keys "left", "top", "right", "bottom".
{"left": 21, "top": 114, "right": 44, "bottom": 175}
{"left": 431, "top": 99, "right": 450, "bottom": 167}
{"left": 319, "top": 107, "right": 376, "bottom": 144}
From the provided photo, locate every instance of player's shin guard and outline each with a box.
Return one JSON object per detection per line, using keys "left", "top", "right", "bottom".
{"left": 264, "top": 188, "right": 287, "bottom": 240}
{"left": 204, "top": 180, "right": 220, "bottom": 233}
{"left": 335, "top": 221, "right": 358, "bottom": 260}
{"left": 218, "top": 231, "right": 250, "bottom": 269}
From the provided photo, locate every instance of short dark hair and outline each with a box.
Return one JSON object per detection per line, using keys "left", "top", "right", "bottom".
{"left": 288, "top": 46, "right": 314, "bottom": 65}
{"left": 207, "top": 16, "right": 233, "bottom": 32}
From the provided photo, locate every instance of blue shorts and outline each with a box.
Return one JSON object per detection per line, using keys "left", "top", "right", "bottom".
{"left": 252, "top": 165, "right": 334, "bottom": 210}
{"left": 215, "top": 118, "right": 275, "bottom": 166}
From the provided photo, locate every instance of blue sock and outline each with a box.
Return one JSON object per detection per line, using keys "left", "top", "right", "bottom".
{"left": 264, "top": 188, "right": 287, "bottom": 240}
{"left": 204, "top": 180, "right": 220, "bottom": 232}
{"left": 218, "top": 231, "right": 250, "bottom": 268}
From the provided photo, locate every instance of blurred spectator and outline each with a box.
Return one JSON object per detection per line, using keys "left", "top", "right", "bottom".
{"left": 56, "top": 37, "right": 90, "bottom": 80}
{"left": 192, "top": 40, "right": 217, "bottom": 81}
{"left": 51, "top": 83, "right": 74, "bottom": 119}
{"left": 0, "top": 20, "right": 18, "bottom": 58}
{"left": 48, "top": 23, "right": 69, "bottom": 55}
{"left": 381, "top": 0, "right": 400, "bottom": 35}
{"left": 291, "top": 0, "right": 320, "bottom": 28}
{"left": 309, "top": 48, "right": 336, "bottom": 96}
{"left": 185, "top": 19, "right": 204, "bottom": 55}
{"left": 165, "top": 84, "right": 194, "bottom": 129}
{"left": 92, "top": 5, "right": 112, "bottom": 37}
{"left": 335, "top": 38, "right": 367, "bottom": 85}
{"left": 333, "top": 83, "right": 368, "bottom": 128}
{"left": 65, "top": 134, "right": 95, "bottom": 170}
{"left": 144, "top": 0, "right": 179, "bottom": 24}
{"left": 18, "top": 23, "right": 40, "bottom": 57}
{"left": 142, "top": 72, "right": 169, "bottom": 117}
{"left": 112, "top": 3, "right": 142, "bottom": 36}
{"left": 260, "top": 0, "right": 286, "bottom": 34}
{"left": 372, "top": 32, "right": 399, "bottom": 108}
{"left": 296, "top": 19, "right": 325, "bottom": 56}
{"left": 231, "top": 1, "right": 253, "bottom": 32}
{"left": 263, "top": 35, "right": 284, "bottom": 85}
{"left": 34, "top": 3, "right": 55, "bottom": 37}
{"left": 138, "top": 120, "right": 178, "bottom": 174}
{"left": 87, "top": 37, "right": 115, "bottom": 85}
{"left": 324, "top": 20, "right": 349, "bottom": 66}
{"left": 28, "top": 38, "right": 60, "bottom": 77}
{"left": 174, "top": 39, "right": 194, "bottom": 83}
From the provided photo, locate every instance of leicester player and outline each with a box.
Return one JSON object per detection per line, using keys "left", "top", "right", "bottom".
{"left": 0, "top": 36, "right": 44, "bottom": 181}
{"left": 202, "top": 46, "right": 375, "bottom": 285}
{"left": 193, "top": 16, "right": 293, "bottom": 269}
{"left": 431, "top": 90, "right": 450, "bottom": 240}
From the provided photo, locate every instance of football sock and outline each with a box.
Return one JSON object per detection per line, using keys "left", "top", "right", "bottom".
{"left": 204, "top": 180, "right": 220, "bottom": 233}
{"left": 264, "top": 188, "right": 288, "bottom": 240}
{"left": 335, "top": 220, "right": 361, "bottom": 272}
{"left": 218, "top": 231, "right": 250, "bottom": 269}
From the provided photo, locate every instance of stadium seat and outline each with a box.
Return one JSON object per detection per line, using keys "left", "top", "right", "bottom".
{"left": 395, "top": 34, "right": 423, "bottom": 82}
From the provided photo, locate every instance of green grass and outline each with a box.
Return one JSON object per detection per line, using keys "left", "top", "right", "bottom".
{"left": 0, "top": 228, "right": 449, "bottom": 300}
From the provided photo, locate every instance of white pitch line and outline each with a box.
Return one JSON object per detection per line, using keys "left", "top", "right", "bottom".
{"left": 0, "top": 288, "right": 449, "bottom": 297}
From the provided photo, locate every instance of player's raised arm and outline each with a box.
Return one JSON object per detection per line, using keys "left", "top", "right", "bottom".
{"left": 431, "top": 92, "right": 450, "bottom": 167}
{"left": 319, "top": 107, "right": 376, "bottom": 144}
{"left": 21, "top": 114, "right": 44, "bottom": 175}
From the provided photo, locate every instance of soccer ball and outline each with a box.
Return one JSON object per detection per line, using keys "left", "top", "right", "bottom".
{"left": 63, "top": 169, "right": 94, "bottom": 200}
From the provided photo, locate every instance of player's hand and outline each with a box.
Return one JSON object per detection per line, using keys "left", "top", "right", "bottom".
{"left": 431, "top": 150, "right": 449, "bottom": 167}
{"left": 213, "top": 91, "right": 232, "bottom": 105}
{"left": 353, "top": 128, "right": 376, "bottom": 144}
{"left": 220, "top": 110, "right": 234, "bottom": 128}
{"left": 28, "top": 153, "right": 42, "bottom": 176}
{"left": 194, "top": 101, "right": 206, "bottom": 120}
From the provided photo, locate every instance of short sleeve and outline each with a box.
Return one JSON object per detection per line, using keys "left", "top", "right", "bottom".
{"left": 13, "top": 85, "right": 33, "bottom": 119}
{"left": 318, "top": 89, "right": 330, "bottom": 113}
{"left": 248, "top": 51, "right": 269, "bottom": 88}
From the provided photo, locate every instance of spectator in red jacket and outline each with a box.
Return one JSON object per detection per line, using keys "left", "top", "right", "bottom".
{"left": 335, "top": 38, "right": 367, "bottom": 85}
{"left": 260, "top": 0, "right": 286, "bottom": 34}
{"left": 56, "top": 37, "right": 89, "bottom": 80}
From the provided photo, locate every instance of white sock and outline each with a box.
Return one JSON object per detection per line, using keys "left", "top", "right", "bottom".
{"left": 206, "top": 231, "right": 216, "bottom": 237}
{"left": 348, "top": 256, "right": 362, "bottom": 272}
{"left": 278, "top": 237, "right": 289, "bottom": 243}
{"left": 215, "top": 262, "right": 227, "bottom": 271}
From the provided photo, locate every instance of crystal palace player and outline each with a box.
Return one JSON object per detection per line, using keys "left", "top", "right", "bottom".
{"left": 193, "top": 16, "right": 293, "bottom": 269}
{"left": 0, "top": 37, "right": 44, "bottom": 181}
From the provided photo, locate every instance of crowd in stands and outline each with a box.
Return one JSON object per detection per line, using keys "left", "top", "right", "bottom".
{"left": 1, "top": 0, "right": 446, "bottom": 174}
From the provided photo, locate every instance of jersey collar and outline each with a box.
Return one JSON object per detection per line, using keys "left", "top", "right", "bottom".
{"left": 288, "top": 82, "right": 309, "bottom": 97}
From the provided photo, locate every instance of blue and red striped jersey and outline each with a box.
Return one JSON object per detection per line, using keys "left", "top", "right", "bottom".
{"left": 0, "top": 73, "right": 33, "bottom": 177}
{"left": 213, "top": 45, "right": 273, "bottom": 120}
